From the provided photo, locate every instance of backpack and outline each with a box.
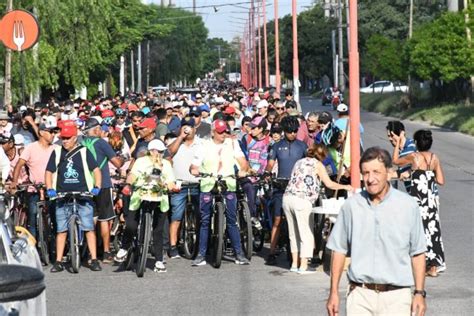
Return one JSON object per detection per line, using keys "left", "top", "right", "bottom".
{"left": 82, "top": 138, "right": 108, "bottom": 169}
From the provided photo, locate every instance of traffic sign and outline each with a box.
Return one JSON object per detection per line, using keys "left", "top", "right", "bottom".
{"left": 0, "top": 9, "right": 40, "bottom": 52}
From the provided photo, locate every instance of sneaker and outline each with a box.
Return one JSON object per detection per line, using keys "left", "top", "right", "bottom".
{"left": 50, "top": 261, "right": 64, "bottom": 273}
{"left": 235, "top": 253, "right": 250, "bottom": 265}
{"left": 297, "top": 268, "right": 316, "bottom": 275}
{"left": 192, "top": 255, "right": 206, "bottom": 266}
{"left": 265, "top": 254, "right": 278, "bottom": 265}
{"left": 90, "top": 259, "right": 102, "bottom": 272}
{"left": 114, "top": 248, "right": 128, "bottom": 263}
{"left": 251, "top": 217, "right": 262, "bottom": 230}
{"left": 154, "top": 261, "right": 167, "bottom": 273}
{"left": 290, "top": 266, "right": 299, "bottom": 273}
{"left": 102, "top": 251, "right": 114, "bottom": 264}
{"left": 169, "top": 246, "right": 181, "bottom": 259}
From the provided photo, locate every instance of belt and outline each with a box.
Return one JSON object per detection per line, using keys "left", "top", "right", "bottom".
{"left": 349, "top": 281, "right": 409, "bottom": 293}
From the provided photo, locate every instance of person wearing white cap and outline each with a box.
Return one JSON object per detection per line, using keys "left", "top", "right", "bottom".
{"left": 115, "top": 138, "right": 176, "bottom": 273}
{"left": 257, "top": 99, "right": 269, "bottom": 117}
{"left": 0, "top": 111, "right": 12, "bottom": 135}
{"left": 334, "top": 103, "right": 364, "bottom": 146}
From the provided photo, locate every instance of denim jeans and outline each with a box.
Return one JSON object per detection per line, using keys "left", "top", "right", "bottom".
{"left": 170, "top": 186, "right": 200, "bottom": 222}
{"left": 241, "top": 182, "right": 257, "bottom": 217}
{"left": 27, "top": 193, "right": 40, "bottom": 237}
{"left": 198, "top": 192, "right": 242, "bottom": 257}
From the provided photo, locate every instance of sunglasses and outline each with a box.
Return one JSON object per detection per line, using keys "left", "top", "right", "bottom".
{"left": 190, "top": 114, "right": 200, "bottom": 118}
{"left": 117, "top": 116, "right": 126, "bottom": 119}
{"left": 276, "top": 107, "right": 284, "bottom": 110}
{"left": 286, "top": 129, "right": 298, "bottom": 134}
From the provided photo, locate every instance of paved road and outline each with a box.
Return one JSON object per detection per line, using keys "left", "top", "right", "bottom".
{"left": 44, "top": 96, "right": 473, "bottom": 315}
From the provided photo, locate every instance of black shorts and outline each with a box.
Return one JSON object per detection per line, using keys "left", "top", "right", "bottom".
{"left": 93, "top": 188, "right": 116, "bottom": 221}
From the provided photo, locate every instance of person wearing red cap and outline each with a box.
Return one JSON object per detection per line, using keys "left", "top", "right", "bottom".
{"left": 45, "top": 123, "right": 103, "bottom": 272}
{"left": 189, "top": 119, "right": 251, "bottom": 266}
{"left": 131, "top": 117, "right": 158, "bottom": 160}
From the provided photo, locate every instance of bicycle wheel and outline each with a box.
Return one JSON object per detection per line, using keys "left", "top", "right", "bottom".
{"left": 36, "top": 206, "right": 50, "bottom": 266}
{"left": 182, "top": 204, "right": 198, "bottom": 259}
{"left": 69, "top": 217, "right": 80, "bottom": 273}
{"left": 136, "top": 211, "right": 152, "bottom": 278}
{"left": 239, "top": 201, "right": 253, "bottom": 260}
{"left": 111, "top": 217, "right": 122, "bottom": 253}
{"left": 211, "top": 202, "right": 225, "bottom": 268}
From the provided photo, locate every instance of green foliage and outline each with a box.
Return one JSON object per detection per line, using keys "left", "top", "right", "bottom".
{"left": 364, "top": 35, "right": 404, "bottom": 81}
{"left": 408, "top": 12, "right": 473, "bottom": 82}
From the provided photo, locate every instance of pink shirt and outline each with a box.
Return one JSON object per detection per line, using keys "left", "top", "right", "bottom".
{"left": 20, "top": 141, "right": 56, "bottom": 185}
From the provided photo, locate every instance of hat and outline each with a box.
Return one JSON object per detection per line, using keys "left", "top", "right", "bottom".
{"left": 60, "top": 125, "right": 78, "bottom": 138}
{"left": 257, "top": 100, "right": 269, "bottom": 109}
{"left": 196, "top": 93, "right": 202, "bottom": 99}
{"left": 199, "top": 104, "right": 210, "bottom": 112}
{"left": 148, "top": 139, "right": 167, "bottom": 152}
{"left": 224, "top": 106, "right": 236, "bottom": 115}
{"left": 14, "top": 134, "right": 25, "bottom": 147}
{"left": 141, "top": 107, "right": 151, "bottom": 115}
{"left": 181, "top": 117, "right": 195, "bottom": 127}
{"left": 337, "top": 103, "right": 349, "bottom": 113}
{"left": 212, "top": 119, "right": 229, "bottom": 134}
{"left": 138, "top": 117, "right": 157, "bottom": 129}
{"left": 0, "top": 111, "right": 10, "bottom": 120}
{"left": 128, "top": 104, "right": 139, "bottom": 112}
{"left": 270, "top": 123, "right": 283, "bottom": 134}
{"left": 101, "top": 124, "right": 110, "bottom": 133}
{"left": 258, "top": 88, "right": 264, "bottom": 94}
{"left": 39, "top": 116, "right": 58, "bottom": 131}
{"left": 249, "top": 116, "right": 268, "bottom": 129}
{"left": 190, "top": 106, "right": 202, "bottom": 116}
{"left": 0, "top": 133, "right": 14, "bottom": 144}
{"left": 83, "top": 118, "right": 101, "bottom": 131}
{"left": 101, "top": 109, "right": 114, "bottom": 118}
{"left": 19, "top": 105, "right": 27, "bottom": 112}
{"left": 165, "top": 102, "right": 173, "bottom": 110}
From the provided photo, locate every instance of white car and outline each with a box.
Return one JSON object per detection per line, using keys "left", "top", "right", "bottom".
{"left": 360, "top": 81, "right": 409, "bottom": 93}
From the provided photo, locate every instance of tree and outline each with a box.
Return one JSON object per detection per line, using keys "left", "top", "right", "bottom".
{"left": 364, "top": 35, "right": 404, "bottom": 81}
{"left": 408, "top": 12, "right": 474, "bottom": 101}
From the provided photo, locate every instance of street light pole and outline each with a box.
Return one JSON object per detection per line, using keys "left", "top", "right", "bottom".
{"left": 348, "top": 0, "right": 361, "bottom": 189}
{"left": 274, "top": 0, "right": 281, "bottom": 95}
{"left": 257, "top": 1, "right": 262, "bottom": 89}
{"left": 337, "top": 0, "right": 345, "bottom": 92}
{"left": 291, "top": 0, "right": 300, "bottom": 106}
{"left": 263, "top": 0, "right": 269, "bottom": 87}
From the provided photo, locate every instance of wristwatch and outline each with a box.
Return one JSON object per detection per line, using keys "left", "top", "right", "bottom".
{"left": 413, "top": 289, "right": 426, "bottom": 298}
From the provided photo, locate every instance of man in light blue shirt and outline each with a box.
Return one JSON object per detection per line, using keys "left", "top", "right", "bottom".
{"left": 326, "top": 147, "right": 427, "bottom": 316}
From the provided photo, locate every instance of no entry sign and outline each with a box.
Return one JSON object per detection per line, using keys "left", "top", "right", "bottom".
{"left": 0, "top": 9, "right": 40, "bottom": 52}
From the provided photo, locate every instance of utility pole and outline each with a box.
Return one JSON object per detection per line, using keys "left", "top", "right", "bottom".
{"left": 146, "top": 40, "right": 150, "bottom": 90}
{"left": 337, "top": 0, "right": 345, "bottom": 92}
{"left": 263, "top": 0, "right": 269, "bottom": 88}
{"left": 193, "top": 0, "right": 196, "bottom": 14}
{"left": 257, "top": 1, "right": 262, "bottom": 89}
{"left": 274, "top": 0, "right": 281, "bottom": 95}
{"left": 332, "top": 30, "right": 337, "bottom": 88}
{"left": 348, "top": 0, "right": 361, "bottom": 189}
{"left": 252, "top": 0, "right": 257, "bottom": 87}
{"left": 131, "top": 49, "right": 135, "bottom": 92}
{"left": 291, "top": 0, "right": 300, "bottom": 107}
{"left": 137, "top": 43, "right": 142, "bottom": 93}
{"left": 120, "top": 55, "right": 125, "bottom": 95}
{"left": 3, "top": 0, "right": 13, "bottom": 109}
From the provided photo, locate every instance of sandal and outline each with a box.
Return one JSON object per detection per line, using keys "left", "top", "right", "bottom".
{"left": 426, "top": 266, "right": 438, "bottom": 277}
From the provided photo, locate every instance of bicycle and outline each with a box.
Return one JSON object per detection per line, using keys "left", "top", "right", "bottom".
{"left": 235, "top": 180, "right": 253, "bottom": 260}
{"left": 252, "top": 174, "right": 274, "bottom": 252}
{"left": 33, "top": 183, "right": 54, "bottom": 266}
{"left": 8, "top": 184, "right": 29, "bottom": 229}
{"left": 177, "top": 181, "right": 200, "bottom": 259}
{"left": 111, "top": 172, "right": 127, "bottom": 253}
{"left": 55, "top": 191, "right": 93, "bottom": 273}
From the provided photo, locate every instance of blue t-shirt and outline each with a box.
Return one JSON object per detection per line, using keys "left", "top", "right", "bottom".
{"left": 46, "top": 146, "right": 98, "bottom": 193}
{"left": 268, "top": 139, "right": 307, "bottom": 179}
{"left": 167, "top": 116, "right": 181, "bottom": 135}
{"left": 399, "top": 138, "right": 417, "bottom": 190}
{"left": 83, "top": 137, "right": 117, "bottom": 189}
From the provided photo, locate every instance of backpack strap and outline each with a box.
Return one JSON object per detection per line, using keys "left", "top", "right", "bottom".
{"left": 82, "top": 138, "right": 108, "bottom": 170}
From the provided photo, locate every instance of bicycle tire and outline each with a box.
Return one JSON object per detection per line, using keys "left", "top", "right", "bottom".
{"left": 252, "top": 228, "right": 264, "bottom": 252}
{"left": 182, "top": 204, "right": 197, "bottom": 259}
{"left": 136, "top": 211, "right": 152, "bottom": 277}
{"left": 69, "top": 217, "right": 80, "bottom": 273}
{"left": 36, "top": 208, "right": 50, "bottom": 266}
{"left": 239, "top": 201, "right": 253, "bottom": 260}
{"left": 111, "top": 217, "right": 122, "bottom": 253}
{"left": 211, "top": 202, "right": 225, "bottom": 268}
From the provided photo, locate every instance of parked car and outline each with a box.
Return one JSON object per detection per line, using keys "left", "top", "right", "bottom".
{"left": 360, "top": 81, "right": 409, "bottom": 93}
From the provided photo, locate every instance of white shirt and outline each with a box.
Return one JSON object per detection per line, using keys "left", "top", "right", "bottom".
{"left": 0, "top": 147, "right": 11, "bottom": 182}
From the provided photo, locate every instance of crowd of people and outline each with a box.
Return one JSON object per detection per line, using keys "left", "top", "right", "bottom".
{"left": 0, "top": 85, "right": 446, "bottom": 308}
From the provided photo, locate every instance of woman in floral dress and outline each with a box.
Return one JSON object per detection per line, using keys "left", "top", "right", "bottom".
{"left": 392, "top": 129, "right": 445, "bottom": 277}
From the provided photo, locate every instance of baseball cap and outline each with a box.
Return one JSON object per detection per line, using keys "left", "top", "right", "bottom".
{"left": 83, "top": 118, "right": 101, "bottom": 131}
{"left": 195, "top": 93, "right": 202, "bottom": 99}
{"left": 14, "top": 134, "right": 25, "bottom": 147}
{"left": 249, "top": 116, "right": 268, "bottom": 129}
{"left": 39, "top": 116, "right": 58, "bottom": 131}
{"left": 101, "top": 109, "right": 114, "bottom": 118}
{"left": 0, "top": 133, "right": 14, "bottom": 144}
{"left": 256, "top": 100, "right": 269, "bottom": 109}
{"left": 224, "top": 106, "right": 236, "bottom": 115}
{"left": 128, "top": 104, "right": 139, "bottom": 112}
{"left": 337, "top": 103, "right": 349, "bottom": 112}
{"left": 19, "top": 105, "right": 27, "bottom": 113}
{"left": 0, "top": 111, "right": 10, "bottom": 120}
{"left": 181, "top": 117, "right": 195, "bottom": 127}
{"left": 60, "top": 125, "right": 78, "bottom": 138}
{"left": 199, "top": 104, "right": 210, "bottom": 112}
{"left": 190, "top": 106, "right": 202, "bottom": 116}
{"left": 212, "top": 119, "right": 229, "bottom": 134}
{"left": 138, "top": 117, "right": 157, "bottom": 129}
{"left": 148, "top": 139, "right": 167, "bottom": 152}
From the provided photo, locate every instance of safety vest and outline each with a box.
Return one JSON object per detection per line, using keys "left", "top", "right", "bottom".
{"left": 51, "top": 146, "right": 95, "bottom": 191}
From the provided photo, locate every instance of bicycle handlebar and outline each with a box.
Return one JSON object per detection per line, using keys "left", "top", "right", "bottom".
{"left": 56, "top": 192, "right": 93, "bottom": 199}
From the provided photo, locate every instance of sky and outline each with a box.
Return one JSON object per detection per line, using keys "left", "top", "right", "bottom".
{"left": 142, "top": 0, "right": 316, "bottom": 41}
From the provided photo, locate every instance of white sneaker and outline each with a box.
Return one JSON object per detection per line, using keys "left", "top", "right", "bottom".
{"left": 114, "top": 248, "right": 128, "bottom": 263}
{"left": 297, "top": 268, "right": 317, "bottom": 275}
{"left": 154, "top": 261, "right": 167, "bottom": 273}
